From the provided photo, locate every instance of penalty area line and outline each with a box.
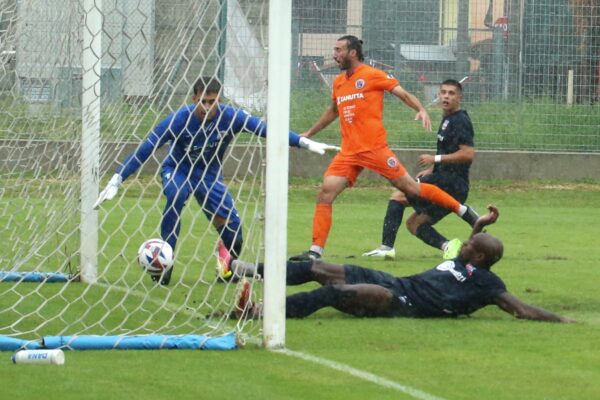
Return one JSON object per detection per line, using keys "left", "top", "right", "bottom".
{"left": 274, "top": 348, "right": 447, "bottom": 400}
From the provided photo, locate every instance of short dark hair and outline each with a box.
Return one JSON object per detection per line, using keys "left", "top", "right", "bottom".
{"left": 338, "top": 35, "right": 364, "bottom": 61}
{"left": 193, "top": 77, "right": 221, "bottom": 96}
{"left": 473, "top": 233, "right": 504, "bottom": 269}
{"left": 441, "top": 79, "right": 463, "bottom": 93}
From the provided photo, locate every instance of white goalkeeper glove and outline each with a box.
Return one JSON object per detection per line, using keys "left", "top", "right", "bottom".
{"left": 298, "top": 137, "right": 341, "bottom": 155}
{"left": 93, "top": 173, "right": 122, "bottom": 210}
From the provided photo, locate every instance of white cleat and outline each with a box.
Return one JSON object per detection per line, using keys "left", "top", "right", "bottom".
{"left": 362, "top": 247, "right": 396, "bottom": 260}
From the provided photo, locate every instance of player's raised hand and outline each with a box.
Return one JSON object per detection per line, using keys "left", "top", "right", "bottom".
{"left": 93, "top": 173, "right": 122, "bottom": 209}
{"left": 299, "top": 137, "right": 341, "bottom": 155}
{"left": 418, "top": 154, "right": 435, "bottom": 167}
{"left": 415, "top": 109, "right": 432, "bottom": 131}
{"left": 478, "top": 204, "right": 499, "bottom": 227}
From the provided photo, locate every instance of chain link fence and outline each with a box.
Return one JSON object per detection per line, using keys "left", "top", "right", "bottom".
{"left": 0, "top": 0, "right": 598, "bottom": 151}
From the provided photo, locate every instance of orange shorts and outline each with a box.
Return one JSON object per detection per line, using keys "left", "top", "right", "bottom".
{"left": 324, "top": 147, "right": 407, "bottom": 187}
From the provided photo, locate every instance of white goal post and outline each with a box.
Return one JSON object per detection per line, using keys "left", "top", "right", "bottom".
{"left": 80, "top": 0, "right": 102, "bottom": 284}
{"left": 0, "top": 0, "right": 288, "bottom": 349}
{"left": 263, "top": 0, "right": 290, "bottom": 350}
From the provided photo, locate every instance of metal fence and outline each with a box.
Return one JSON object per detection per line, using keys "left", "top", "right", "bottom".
{"left": 290, "top": 0, "right": 600, "bottom": 152}
{"left": 0, "top": 0, "right": 598, "bottom": 152}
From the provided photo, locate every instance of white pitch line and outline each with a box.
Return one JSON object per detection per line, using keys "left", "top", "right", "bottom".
{"left": 95, "top": 281, "right": 444, "bottom": 399}
{"left": 274, "top": 348, "right": 448, "bottom": 400}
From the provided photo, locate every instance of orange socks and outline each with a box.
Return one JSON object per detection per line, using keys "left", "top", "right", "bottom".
{"left": 418, "top": 183, "right": 461, "bottom": 213}
{"left": 310, "top": 186, "right": 459, "bottom": 249}
{"left": 312, "top": 203, "right": 332, "bottom": 248}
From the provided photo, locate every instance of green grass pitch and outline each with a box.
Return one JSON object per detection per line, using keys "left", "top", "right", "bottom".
{"left": 1, "top": 180, "right": 599, "bottom": 400}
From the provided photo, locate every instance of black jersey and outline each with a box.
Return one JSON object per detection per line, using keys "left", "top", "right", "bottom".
{"left": 397, "top": 259, "right": 506, "bottom": 318}
{"left": 433, "top": 110, "right": 474, "bottom": 182}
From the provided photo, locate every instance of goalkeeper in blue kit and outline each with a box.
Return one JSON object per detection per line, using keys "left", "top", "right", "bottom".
{"left": 94, "top": 77, "right": 339, "bottom": 285}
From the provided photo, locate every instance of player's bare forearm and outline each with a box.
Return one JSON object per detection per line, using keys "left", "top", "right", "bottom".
{"left": 418, "top": 145, "right": 475, "bottom": 168}
{"left": 391, "top": 85, "right": 411, "bottom": 106}
{"left": 517, "top": 305, "right": 576, "bottom": 323}
{"left": 418, "top": 146, "right": 474, "bottom": 168}
{"left": 303, "top": 103, "right": 338, "bottom": 137}
{"left": 495, "top": 292, "right": 576, "bottom": 323}
{"left": 390, "top": 85, "right": 431, "bottom": 131}
{"left": 471, "top": 205, "right": 499, "bottom": 235}
{"left": 443, "top": 145, "right": 475, "bottom": 164}
{"left": 450, "top": 145, "right": 475, "bottom": 163}
{"left": 390, "top": 85, "right": 425, "bottom": 113}
{"left": 404, "top": 92, "right": 426, "bottom": 114}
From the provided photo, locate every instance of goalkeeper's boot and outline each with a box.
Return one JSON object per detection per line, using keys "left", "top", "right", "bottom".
{"left": 230, "top": 279, "right": 262, "bottom": 320}
{"left": 288, "top": 250, "right": 321, "bottom": 262}
{"left": 235, "top": 278, "right": 251, "bottom": 318}
{"left": 362, "top": 246, "right": 396, "bottom": 260}
{"left": 151, "top": 267, "right": 173, "bottom": 286}
{"left": 216, "top": 240, "right": 239, "bottom": 283}
{"left": 461, "top": 205, "right": 480, "bottom": 227}
{"left": 443, "top": 238, "right": 463, "bottom": 260}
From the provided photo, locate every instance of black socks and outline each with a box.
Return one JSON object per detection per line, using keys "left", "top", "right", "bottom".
{"left": 382, "top": 200, "right": 405, "bottom": 248}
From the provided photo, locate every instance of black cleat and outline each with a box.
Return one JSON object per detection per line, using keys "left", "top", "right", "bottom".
{"left": 288, "top": 250, "right": 321, "bottom": 262}
{"left": 461, "top": 205, "right": 480, "bottom": 227}
{"left": 151, "top": 268, "right": 173, "bottom": 286}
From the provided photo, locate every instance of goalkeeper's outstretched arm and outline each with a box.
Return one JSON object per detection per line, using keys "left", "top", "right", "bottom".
{"left": 93, "top": 137, "right": 160, "bottom": 209}
{"left": 240, "top": 108, "right": 339, "bottom": 155}
{"left": 94, "top": 114, "right": 175, "bottom": 209}
{"left": 93, "top": 173, "right": 122, "bottom": 209}
{"left": 298, "top": 137, "right": 340, "bottom": 155}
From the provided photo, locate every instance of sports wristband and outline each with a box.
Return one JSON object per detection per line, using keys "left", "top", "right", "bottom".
{"left": 434, "top": 155, "right": 442, "bottom": 163}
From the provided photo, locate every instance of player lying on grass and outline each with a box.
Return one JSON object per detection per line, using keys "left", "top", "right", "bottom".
{"left": 93, "top": 76, "right": 339, "bottom": 285}
{"left": 232, "top": 205, "right": 575, "bottom": 322}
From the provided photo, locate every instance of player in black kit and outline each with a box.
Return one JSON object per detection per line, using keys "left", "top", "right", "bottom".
{"left": 232, "top": 205, "right": 575, "bottom": 323}
{"left": 364, "top": 79, "right": 476, "bottom": 261}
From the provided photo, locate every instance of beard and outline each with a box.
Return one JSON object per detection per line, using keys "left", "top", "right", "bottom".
{"left": 337, "top": 57, "right": 351, "bottom": 70}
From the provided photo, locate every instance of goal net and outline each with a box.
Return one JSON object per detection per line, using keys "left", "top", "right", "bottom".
{"left": 0, "top": 0, "right": 272, "bottom": 347}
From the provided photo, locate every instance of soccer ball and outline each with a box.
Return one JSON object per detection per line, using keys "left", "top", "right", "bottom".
{"left": 137, "top": 239, "right": 174, "bottom": 275}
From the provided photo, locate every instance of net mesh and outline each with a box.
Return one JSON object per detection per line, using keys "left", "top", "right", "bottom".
{"left": 1, "top": 0, "right": 599, "bottom": 343}
{"left": 0, "top": 0, "right": 266, "bottom": 341}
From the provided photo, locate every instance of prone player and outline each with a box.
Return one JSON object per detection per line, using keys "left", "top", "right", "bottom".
{"left": 233, "top": 205, "right": 575, "bottom": 323}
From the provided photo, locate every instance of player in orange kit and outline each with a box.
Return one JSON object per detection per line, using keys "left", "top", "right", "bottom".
{"left": 290, "top": 35, "right": 479, "bottom": 261}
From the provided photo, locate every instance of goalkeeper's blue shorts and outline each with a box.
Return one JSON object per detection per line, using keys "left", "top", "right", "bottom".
{"left": 161, "top": 166, "right": 240, "bottom": 224}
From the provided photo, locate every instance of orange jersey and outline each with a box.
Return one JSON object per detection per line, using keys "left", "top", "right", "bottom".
{"left": 332, "top": 64, "right": 399, "bottom": 154}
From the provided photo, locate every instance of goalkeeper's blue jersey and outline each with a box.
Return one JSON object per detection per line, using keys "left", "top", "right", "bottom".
{"left": 117, "top": 103, "right": 301, "bottom": 180}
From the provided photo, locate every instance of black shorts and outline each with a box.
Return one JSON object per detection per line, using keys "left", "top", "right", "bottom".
{"left": 413, "top": 173, "right": 469, "bottom": 224}
{"left": 343, "top": 264, "right": 417, "bottom": 317}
